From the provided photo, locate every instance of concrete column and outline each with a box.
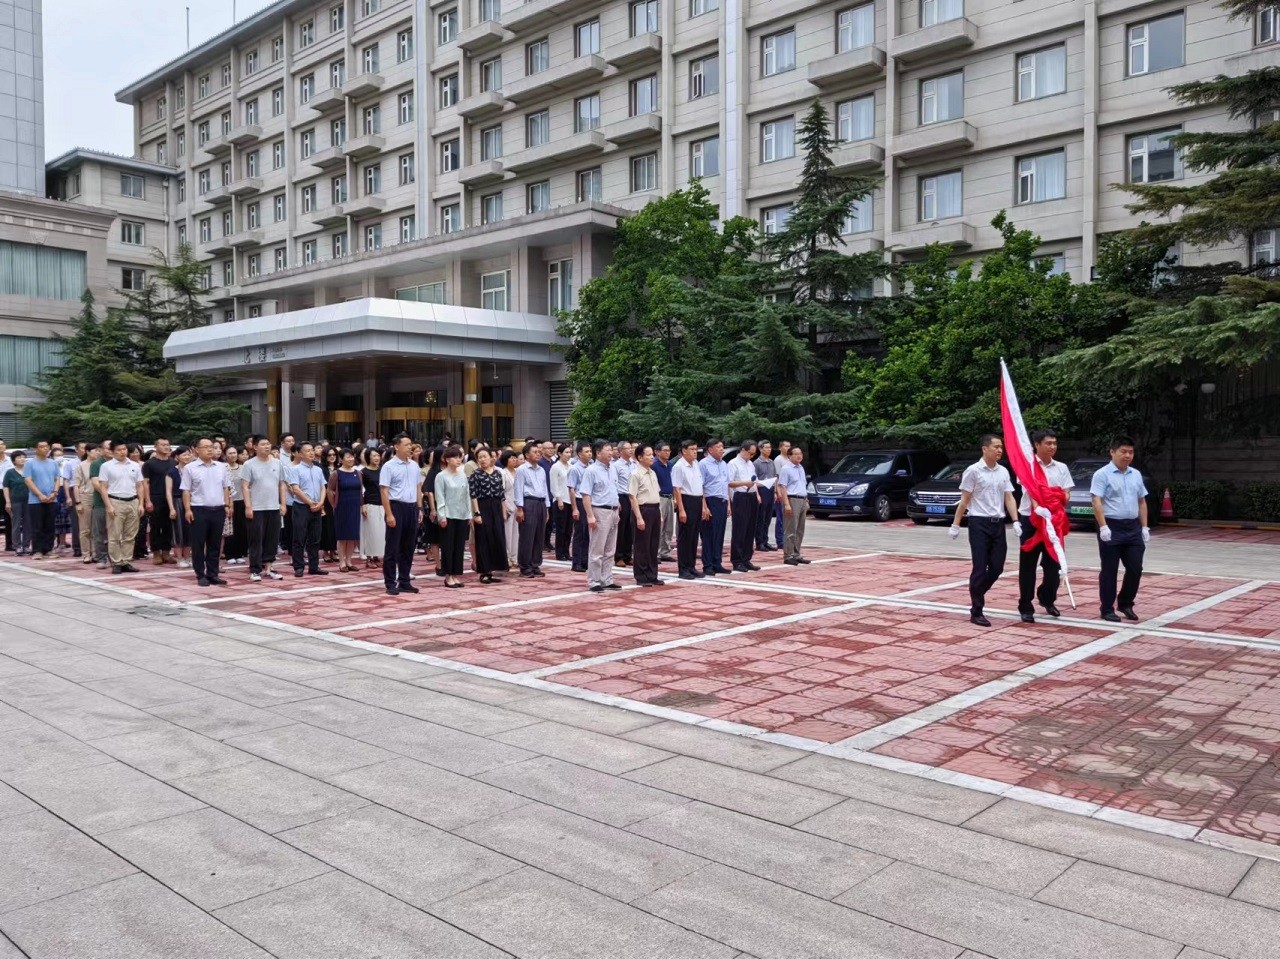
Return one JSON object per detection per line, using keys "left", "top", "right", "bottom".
{"left": 266, "top": 368, "right": 282, "bottom": 442}
{"left": 1081, "top": 0, "right": 1100, "bottom": 278}
{"left": 463, "top": 361, "right": 481, "bottom": 442}
{"left": 722, "top": 0, "right": 747, "bottom": 219}
{"left": 884, "top": 0, "right": 900, "bottom": 290}
{"left": 363, "top": 364, "right": 378, "bottom": 438}
{"left": 280, "top": 368, "right": 294, "bottom": 435}
{"left": 660, "top": 0, "right": 676, "bottom": 193}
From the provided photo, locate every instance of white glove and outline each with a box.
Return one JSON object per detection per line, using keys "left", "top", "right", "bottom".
{"left": 948, "top": 525, "right": 961, "bottom": 540}
{"left": 1099, "top": 525, "right": 1112, "bottom": 543}
{"left": 1141, "top": 527, "right": 1150, "bottom": 544}
{"left": 1012, "top": 522, "right": 1023, "bottom": 537}
{"left": 1034, "top": 506, "right": 1052, "bottom": 520}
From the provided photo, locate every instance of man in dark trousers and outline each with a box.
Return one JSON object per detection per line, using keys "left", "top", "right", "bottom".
{"left": 1091, "top": 435, "right": 1150, "bottom": 622}
{"left": 380, "top": 432, "right": 423, "bottom": 595}
{"left": 180, "top": 437, "right": 233, "bottom": 587}
{"left": 672, "top": 440, "right": 709, "bottom": 580}
{"left": 286, "top": 442, "right": 329, "bottom": 579}
{"left": 727, "top": 440, "right": 760, "bottom": 572}
{"left": 951, "top": 435, "right": 1021, "bottom": 627}
{"left": 698, "top": 439, "right": 732, "bottom": 576}
{"left": 514, "top": 443, "right": 550, "bottom": 578}
{"left": 1017, "top": 428, "right": 1074, "bottom": 623}
{"left": 566, "top": 441, "right": 593, "bottom": 572}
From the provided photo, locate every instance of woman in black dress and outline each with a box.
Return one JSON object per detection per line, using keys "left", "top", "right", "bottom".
{"left": 468, "top": 447, "right": 508, "bottom": 584}
{"left": 318, "top": 445, "right": 339, "bottom": 562}
{"left": 420, "top": 447, "right": 442, "bottom": 570}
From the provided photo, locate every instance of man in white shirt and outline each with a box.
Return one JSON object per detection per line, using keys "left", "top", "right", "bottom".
{"left": 951, "top": 434, "right": 1022, "bottom": 627}
{"left": 1018, "top": 428, "right": 1074, "bottom": 623}
{"left": 514, "top": 444, "right": 550, "bottom": 577}
{"left": 778, "top": 445, "right": 811, "bottom": 566}
{"left": 181, "top": 437, "right": 233, "bottom": 587}
{"left": 728, "top": 440, "right": 761, "bottom": 573}
{"left": 549, "top": 444, "right": 572, "bottom": 562}
{"left": 241, "top": 435, "right": 288, "bottom": 583}
{"left": 671, "top": 439, "right": 709, "bottom": 581}
{"left": 94, "top": 441, "right": 145, "bottom": 575}
{"left": 771, "top": 439, "right": 792, "bottom": 551}
{"left": 613, "top": 441, "right": 635, "bottom": 567}
{"left": 565, "top": 441, "right": 593, "bottom": 572}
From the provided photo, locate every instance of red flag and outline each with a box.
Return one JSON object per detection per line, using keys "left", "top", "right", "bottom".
{"left": 999, "top": 360, "right": 1070, "bottom": 572}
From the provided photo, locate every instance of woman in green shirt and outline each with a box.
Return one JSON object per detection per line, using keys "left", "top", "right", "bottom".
{"left": 433, "top": 445, "right": 472, "bottom": 589}
{"left": 3, "top": 451, "right": 30, "bottom": 554}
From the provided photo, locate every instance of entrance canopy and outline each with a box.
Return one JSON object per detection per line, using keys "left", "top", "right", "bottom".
{"left": 164, "top": 298, "right": 568, "bottom": 375}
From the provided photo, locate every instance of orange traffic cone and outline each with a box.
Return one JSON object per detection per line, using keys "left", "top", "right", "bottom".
{"left": 1160, "top": 487, "right": 1175, "bottom": 522}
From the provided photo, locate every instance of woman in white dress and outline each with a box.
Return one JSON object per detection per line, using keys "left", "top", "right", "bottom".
{"left": 501, "top": 450, "right": 519, "bottom": 568}
{"left": 359, "top": 447, "right": 385, "bottom": 569}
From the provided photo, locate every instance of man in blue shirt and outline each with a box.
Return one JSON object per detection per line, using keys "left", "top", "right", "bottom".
{"left": 565, "top": 441, "right": 593, "bottom": 572}
{"left": 613, "top": 441, "right": 635, "bottom": 567}
{"left": 379, "top": 432, "right": 424, "bottom": 595}
{"left": 514, "top": 443, "right": 551, "bottom": 578}
{"left": 581, "top": 440, "right": 622, "bottom": 592}
{"left": 1090, "top": 435, "right": 1150, "bottom": 622}
{"left": 652, "top": 441, "right": 675, "bottom": 563}
{"left": 698, "top": 439, "right": 733, "bottom": 576}
{"left": 22, "top": 440, "right": 60, "bottom": 558}
{"left": 286, "top": 442, "right": 330, "bottom": 579}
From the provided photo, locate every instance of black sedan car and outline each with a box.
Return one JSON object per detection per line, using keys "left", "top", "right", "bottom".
{"left": 906, "top": 462, "right": 966, "bottom": 524}
{"left": 808, "top": 449, "right": 951, "bottom": 521}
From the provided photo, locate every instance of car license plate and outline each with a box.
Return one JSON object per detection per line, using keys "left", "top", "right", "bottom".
{"left": 925, "top": 505, "right": 947, "bottom": 514}
{"left": 1069, "top": 506, "right": 1093, "bottom": 516}
{"left": 818, "top": 498, "right": 838, "bottom": 507}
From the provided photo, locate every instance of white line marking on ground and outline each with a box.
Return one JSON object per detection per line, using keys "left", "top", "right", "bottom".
{"left": 527, "top": 600, "right": 876, "bottom": 678}
{"left": 828, "top": 579, "right": 1270, "bottom": 752}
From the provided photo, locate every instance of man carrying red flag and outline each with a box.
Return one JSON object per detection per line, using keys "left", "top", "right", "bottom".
{"left": 1000, "top": 359, "right": 1074, "bottom": 619}
{"left": 1016, "top": 429, "right": 1074, "bottom": 623}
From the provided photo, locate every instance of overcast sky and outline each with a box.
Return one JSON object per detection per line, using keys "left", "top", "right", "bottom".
{"left": 44, "top": 0, "right": 280, "bottom": 157}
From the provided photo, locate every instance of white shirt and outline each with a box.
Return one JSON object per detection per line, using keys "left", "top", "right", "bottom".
{"left": 0, "top": 454, "right": 11, "bottom": 483}
{"left": 1018, "top": 458, "right": 1074, "bottom": 516}
{"left": 670, "top": 458, "right": 704, "bottom": 497}
{"left": 960, "top": 461, "right": 1014, "bottom": 518}
{"left": 180, "top": 459, "right": 232, "bottom": 507}
{"left": 549, "top": 459, "right": 570, "bottom": 504}
{"left": 728, "top": 455, "right": 757, "bottom": 488}
{"left": 98, "top": 459, "right": 144, "bottom": 499}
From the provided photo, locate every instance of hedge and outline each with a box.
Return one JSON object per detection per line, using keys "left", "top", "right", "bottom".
{"left": 1166, "top": 481, "right": 1280, "bottom": 523}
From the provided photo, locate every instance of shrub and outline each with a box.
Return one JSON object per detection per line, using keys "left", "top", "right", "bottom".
{"left": 1168, "top": 481, "right": 1231, "bottom": 520}
{"left": 1240, "top": 483, "right": 1280, "bottom": 524}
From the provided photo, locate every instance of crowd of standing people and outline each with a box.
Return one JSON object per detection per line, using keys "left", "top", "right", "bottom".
{"left": 0, "top": 432, "right": 814, "bottom": 596}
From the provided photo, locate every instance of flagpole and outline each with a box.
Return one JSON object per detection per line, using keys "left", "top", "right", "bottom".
{"left": 1063, "top": 573, "right": 1077, "bottom": 609}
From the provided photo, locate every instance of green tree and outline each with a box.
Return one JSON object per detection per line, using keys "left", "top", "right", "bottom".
{"left": 23, "top": 245, "right": 246, "bottom": 441}
{"left": 844, "top": 213, "right": 1114, "bottom": 448}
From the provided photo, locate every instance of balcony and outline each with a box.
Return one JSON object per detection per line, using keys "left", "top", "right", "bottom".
{"left": 341, "top": 134, "right": 385, "bottom": 158}
{"left": 830, "top": 141, "right": 885, "bottom": 174}
{"left": 308, "top": 87, "right": 347, "bottom": 114}
{"left": 311, "top": 205, "right": 347, "bottom": 227}
{"left": 889, "top": 18, "right": 977, "bottom": 65}
{"left": 337, "top": 195, "right": 386, "bottom": 218}
{"left": 199, "top": 236, "right": 233, "bottom": 256}
{"left": 505, "top": 130, "right": 606, "bottom": 174}
{"left": 200, "top": 184, "right": 234, "bottom": 206}
{"left": 891, "top": 220, "right": 976, "bottom": 254}
{"left": 229, "top": 229, "right": 265, "bottom": 249}
{"left": 504, "top": 55, "right": 607, "bottom": 105}
{"left": 457, "top": 20, "right": 507, "bottom": 54}
{"left": 458, "top": 159, "right": 505, "bottom": 186}
{"left": 893, "top": 120, "right": 976, "bottom": 161}
{"left": 606, "top": 33, "right": 662, "bottom": 70}
{"left": 808, "top": 46, "right": 887, "bottom": 88}
{"left": 228, "top": 177, "right": 264, "bottom": 197}
{"left": 228, "top": 124, "right": 263, "bottom": 146}
{"left": 307, "top": 146, "right": 347, "bottom": 169}
{"left": 502, "top": 0, "right": 598, "bottom": 34}
{"left": 843, "top": 235, "right": 885, "bottom": 256}
{"left": 603, "top": 113, "right": 662, "bottom": 146}
{"left": 342, "top": 72, "right": 385, "bottom": 99}
{"left": 457, "top": 90, "right": 506, "bottom": 120}
{"left": 202, "top": 134, "right": 233, "bottom": 157}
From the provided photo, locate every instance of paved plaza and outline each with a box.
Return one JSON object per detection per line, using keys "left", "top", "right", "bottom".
{"left": 2, "top": 521, "right": 1280, "bottom": 957}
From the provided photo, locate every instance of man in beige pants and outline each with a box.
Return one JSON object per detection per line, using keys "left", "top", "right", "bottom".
{"left": 74, "top": 446, "right": 101, "bottom": 564}
{"left": 581, "top": 440, "right": 622, "bottom": 592}
{"left": 94, "top": 441, "right": 145, "bottom": 574}
{"left": 779, "top": 444, "right": 812, "bottom": 566}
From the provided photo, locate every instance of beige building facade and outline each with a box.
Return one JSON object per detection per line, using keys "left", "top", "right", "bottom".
{"left": 114, "top": 0, "right": 1277, "bottom": 442}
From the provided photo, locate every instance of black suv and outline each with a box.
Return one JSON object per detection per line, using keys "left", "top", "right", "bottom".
{"left": 808, "top": 449, "right": 951, "bottom": 521}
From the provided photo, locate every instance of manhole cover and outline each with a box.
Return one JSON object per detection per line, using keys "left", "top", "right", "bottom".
{"left": 130, "top": 605, "right": 184, "bottom": 619}
{"left": 648, "top": 691, "right": 720, "bottom": 709}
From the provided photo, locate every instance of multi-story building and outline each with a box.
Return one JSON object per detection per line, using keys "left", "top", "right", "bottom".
{"left": 0, "top": 0, "right": 44, "bottom": 197}
{"left": 115, "top": 0, "right": 1277, "bottom": 443}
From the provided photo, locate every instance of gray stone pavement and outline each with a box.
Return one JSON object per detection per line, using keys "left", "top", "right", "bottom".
{"left": 1, "top": 565, "right": 1278, "bottom": 958}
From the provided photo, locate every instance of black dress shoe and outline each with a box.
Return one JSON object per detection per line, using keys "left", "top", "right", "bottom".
{"left": 385, "top": 586, "right": 400, "bottom": 596}
{"left": 294, "top": 569, "right": 304, "bottom": 577}
{"left": 715, "top": 567, "right": 733, "bottom": 575}
{"left": 309, "top": 568, "right": 330, "bottom": 576}
{"left": 120, "top": 563, "right": 140, "bottom": 573}
{"left": 784, "top": 558, "right": 800, "bottom": 566}
{"left": 1119, "top": 606, "right": 1139, "bottom": 622}
{"left": 111, "top": 565, "right": 124, "bottom": 575}
{"left": 1101, "top": 611, "right": 1122, "bottom": 623}
{"left": 589, "top": 584, "right": 604, "bottom": 592}
{"left": 796, "top": 558, "right": 812, "bottom": 565}
{"left": 746, "top": 563, "right": 761, "bottom": 571}
{"left": 692, "top": 570, "right": 706, "bottom": 578}
{"left": 207, "top": 577, "right": 229, "bottom": 586}
{"left": 702, "top": 569, "right": 716, "bottom": 576}
{"left": 604, "top": 583, "right": 623, "bottom": 590}
{"left": 1020, "top": 612, "right": 1035, "bottom": 624}
{"left": 679, "top": 571, "right": 696, "bottom": 580}
{"left": 197, "top": 578, "right": 210, "bottom": 587}
{"left": 970, "top": 614, "right": 992, "bottom": 627}
{"left": 399, "top": 584, "right": 420, "bottom": 593}
{"left": 520, "top": 571, "right": 536, "bottom": 578}
{"left": 1042, "top": 603, "right": 1061, "bottom": 618}
{"left": 639, "top": 581, "right": 654, "bottom": 587}
{"left": 532, "top": 569, "right": 546, "bottom": 577}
